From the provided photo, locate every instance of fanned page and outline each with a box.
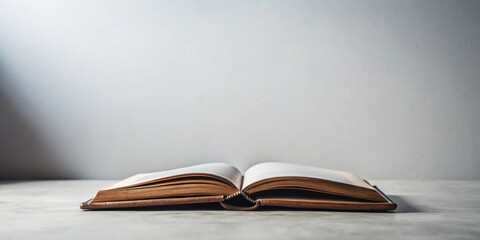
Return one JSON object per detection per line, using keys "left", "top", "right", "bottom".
{"left": 242, "top": 162, "right": 373, "bottom": 190}
{"left": 104, "top": 163, "right": 243, "bottom": 190}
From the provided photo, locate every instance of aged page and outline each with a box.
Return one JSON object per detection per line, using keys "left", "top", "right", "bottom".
{"left": 242, "top": 162, "right": 372, "bottom": 190}
{"left": 105, "top": 163, "right": 243, "bottom": 190}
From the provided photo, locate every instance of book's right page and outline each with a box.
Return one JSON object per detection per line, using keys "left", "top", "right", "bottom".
{"left": 242, "top": 162, "right": 372, "bottom": 190}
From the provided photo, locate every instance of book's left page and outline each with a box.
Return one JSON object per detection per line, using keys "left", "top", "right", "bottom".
{"left": 105, "top": 163, "right": 243, "bottom": 190}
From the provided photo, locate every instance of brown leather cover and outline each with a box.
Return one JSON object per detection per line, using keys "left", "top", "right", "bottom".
{"left": 80, "top": 195, "right": 224, "bottom": 209}
{"left": 257, "top": 198, "right": 396, "bottom": 211}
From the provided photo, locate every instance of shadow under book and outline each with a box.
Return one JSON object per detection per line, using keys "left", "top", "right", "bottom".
{"left": 81, "top": 162, "right": 396, "bottom": 211}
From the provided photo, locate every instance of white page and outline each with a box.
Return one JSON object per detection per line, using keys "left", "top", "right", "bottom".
{"left": 105, "top": 163, "right": 243, "bottom": 190}
{"left": 242, "top": 162, "right": 371, "bottom": 190}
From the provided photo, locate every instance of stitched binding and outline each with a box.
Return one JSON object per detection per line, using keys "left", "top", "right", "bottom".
{"left": 224, "top": 191, "right": 257, "bottom": 204}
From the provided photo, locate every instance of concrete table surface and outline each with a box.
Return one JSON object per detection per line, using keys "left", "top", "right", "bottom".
{"left": 0, "top": 180, "right": 479, "bottom": 240}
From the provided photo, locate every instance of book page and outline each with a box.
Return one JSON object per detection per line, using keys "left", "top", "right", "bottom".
{"left": 105, "top": 163, "right": 243, "bottom": 190}
{"left": 242, "top": 162, "right": 372, "bottom": 190}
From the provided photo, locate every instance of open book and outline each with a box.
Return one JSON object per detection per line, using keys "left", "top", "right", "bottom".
{"left": 80, "top": 162, "right": 396, "bottom": 211}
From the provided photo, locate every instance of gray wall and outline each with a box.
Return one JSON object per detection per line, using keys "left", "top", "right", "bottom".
{"left": 0, "top": 0, "right": 479, "bottom": 180}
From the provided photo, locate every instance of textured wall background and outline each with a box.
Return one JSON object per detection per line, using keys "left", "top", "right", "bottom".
{"left": 0, "top": 0, "right": 479, "bottom": 180}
